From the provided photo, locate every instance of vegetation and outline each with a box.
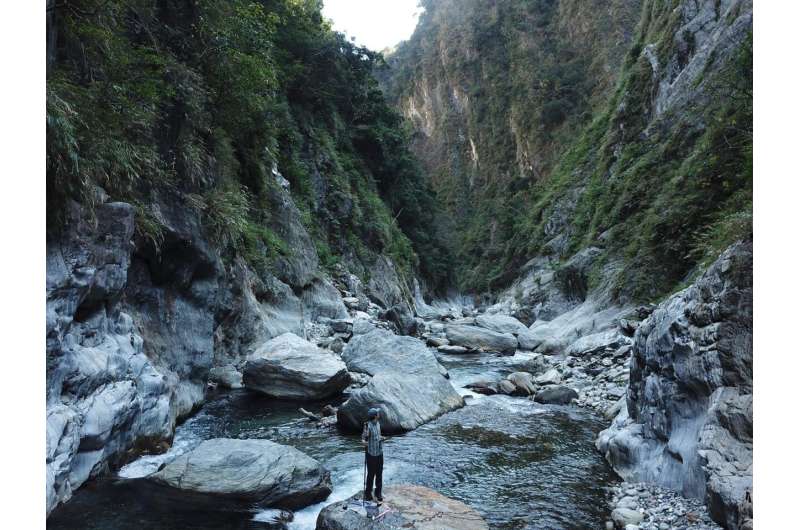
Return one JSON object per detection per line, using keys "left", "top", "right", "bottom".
{"left": 46, "top": 0, "right": 452, "bottom": 289}
{"left": 384, "top": 0, "right": 751, "bottom": 301}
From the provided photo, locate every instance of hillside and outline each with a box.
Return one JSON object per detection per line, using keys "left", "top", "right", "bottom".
{"left": 382, "top": 0, "right": 752, "bottom": 300}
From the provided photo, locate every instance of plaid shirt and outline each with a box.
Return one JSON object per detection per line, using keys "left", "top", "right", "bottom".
{"left": 362, "top": 419, "right": 383, "bottom": 456}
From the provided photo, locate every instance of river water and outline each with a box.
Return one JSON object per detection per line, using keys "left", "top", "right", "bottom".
{"left": 47, "top": 351, "right": 619, "bottom": 529}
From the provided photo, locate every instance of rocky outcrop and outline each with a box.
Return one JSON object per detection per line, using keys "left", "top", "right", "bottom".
{"left": 46, "top": 201, "right": 214, "bottom": 514}
{"left": 316, "top": 484, "right": 488, "bottom": 530}
{"left": 243, "top": 333, "right": 350, "bottom": 400}
{"left": 337, "top": 372, "right": 464, "bottom": 433}
{"left": 149, "top": 438, "right": 332, "bottom": 509}
{"left": 445, "top": 325, "right": 517, "bottom": 354}
{"left": 597, "top": 242, "right": 752, "bottom": 529}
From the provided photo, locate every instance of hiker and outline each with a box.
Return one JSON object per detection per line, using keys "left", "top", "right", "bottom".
{"left": 362, "top": 407, "right": 384, "bottom": 502}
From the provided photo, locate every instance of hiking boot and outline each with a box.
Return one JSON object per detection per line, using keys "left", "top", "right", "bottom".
{"left": 364, "top": 492, "right": 373, "bottom": 501}
{"left": 376, "top": 494, "right": 383, "bottom": 502}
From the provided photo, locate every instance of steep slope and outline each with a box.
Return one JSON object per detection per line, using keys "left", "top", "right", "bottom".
{"left": 45, "top": 0, "right": 450, "bottom": 514}
{"left": 383, "top": 0, "right": 752, "bottom": 301}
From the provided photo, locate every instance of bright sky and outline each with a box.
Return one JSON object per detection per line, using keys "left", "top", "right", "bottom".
{"left": 322, "top": 0, "right": 423, "bottom": 51}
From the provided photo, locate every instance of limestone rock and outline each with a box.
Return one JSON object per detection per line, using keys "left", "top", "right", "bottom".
{"left": 243, "top": 333, "right": 349, "bottom": 400}
{"left": 445, "top": 325, "right": 517, "bottom": 354}
{"left": 337, "top": 372, "right": 463, "bottom": 433}
{"left": 150, "top": 438, "right": 331, "bottom": 509}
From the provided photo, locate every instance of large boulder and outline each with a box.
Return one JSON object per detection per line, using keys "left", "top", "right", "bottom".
{"left": 597, "top": 242, "right": 752, "bottom": 529}
{"left": 316, "top": 484, "right": 488, "bottom": 530}
{"left": 445, "top": 325, "right": 517, "bottom": 354}
{"left": 474, "top": 314, "right": 528, "bottom": 335}
{"left": 337, "top": 372, "right": 463, "bottom": 433}
{"left": 150, "top": 438, "right": 331, "bottom": 509}
{"left": 342, "top": 329, "right": 446, "bottom": 378}
{"left": 534, "top": 386, "right": 578, "bottom": 405}
{"left": 243, "top": 333, "right": 349, "bottom": 400}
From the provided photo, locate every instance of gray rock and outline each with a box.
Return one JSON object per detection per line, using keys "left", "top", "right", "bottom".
{"left": 597, "top": 242, "right": 752, "bottom": 529}
{"left": 564, "top": 329, "right": 631, "bottom": 357}
{"left": 426, "top": 336, "right": 449, "bottom": 347}
{"left": 316, "top": 484, "right": 488, "bottom": 529}
{"left": 209, "top": 365, "right": 243, "bottom": 389}
{"left": 302, "top": 278, "right": 349, "bottom": 322}
{"left": 150, "top": 438, "right": 331, "bottom": 509}
{"left": 243, "top": 333, "right": 349, "bottom": 400}
{"left": 534, "top": 386, "right": 578, "bottom": 405}
{"left": 342, "top": 329, "right": 446, "bottom": 378}
{"left": 474, "top": 314, "right": 528, "bottom": 335}
{"left": 337, "top": 372, "right": 463, "bottom": 433}
{"left": 496, "top": 380, "right": 517, "bottom": 395}
{"left": 507, "top": 372, "right": 536, "bottom": 396}
{"left": 445, "top": 325, "right": 517, "bottom": 354}
{"left": 437, "top": 344, "right": 471, "bottom": 355}
{"left": 611, "top": 508, "right": 644, "bottom": 527}
{"left": 465, "top": 381, "right": 498, "bottom": 395}
{"left": 351, "top": 317, "right": 376, "bottom": 336}
{"left": 534, "top": 368, "right": 562, "bottom": 386}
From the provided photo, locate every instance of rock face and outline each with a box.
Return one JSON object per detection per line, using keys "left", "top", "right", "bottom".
{"left": 342, "top": 329, "right": 446, "bottom": 378}
{"left": 316, "top": 484, "right": 488, "bottom": 530}
{"left": 337, "top": 372, "right": 464, "bottom": 433}
{"left": 150, "top": 438, "right": 331, "bottom": 509}
{"left": 46, "top": 201, "right": 218, "bottom": 514}
{"left": 597, "top": 242, "right": 752, "bottom": 529}
{"left": 243, "top": 333, "right": 350, "bottom": 400}
{"left": 445, "top": 325, "right": 517, "bottom": 354}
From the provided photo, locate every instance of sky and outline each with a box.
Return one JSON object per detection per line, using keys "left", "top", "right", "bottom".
{"left": 321, "top": 0, "right": 423, "bottom": 51}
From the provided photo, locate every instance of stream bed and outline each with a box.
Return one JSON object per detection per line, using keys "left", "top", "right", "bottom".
{"left": 47, "top": 351, "right": 620, "bottom": 529}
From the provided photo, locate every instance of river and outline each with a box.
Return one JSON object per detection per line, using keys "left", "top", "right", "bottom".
{"left": 47, "top": 350, "right": 619, "bottom": 529}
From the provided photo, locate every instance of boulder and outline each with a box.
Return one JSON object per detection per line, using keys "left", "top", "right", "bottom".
{"left": 507, "top": 372, "right": 536, "bottom": 396}
{"left": 243, "top": 333, "right": 349, "bottom": 400}
{"left": 351, "top": 317, "right": 376, "bottom": 336}
{"left": 534, "top": 386, "right": 578, "bottom": 405}
{"left": 149, "top": 438, "right": 331, "bottom": 509}
{"left": 337, "top": 372, "right": 463, "bottom": 433}
{"left": 534, "top": 368, "right": 562, "bottom": 386}
{"left": 611, "top": 508, "right": 644, "bottom": 527}
{"left": 497, "top": 380, "right": 517, "bottom": 395}
{"left": 426, "top": 336, "right": 449, "bottom": 347}
{"left": 382, "top": 304, "right": 419, "bottom": 336}
{"left": 342, "top": 329, "right": 446, "bottom": 378}
{"left": 208, "top": 365, "right": 243, "bottom": 389}
{"left": 465, "top": 380, "right": 498, "bottom": 395}
{"left": 437, "top": 345, "right": 471, "bottom": 355}
{"left": 445, "top": 325, "right": 517, "bottom": 354}
{"left": 564, "top": 329, "right": 631, "bottom": 357}
{"left": 316, "top": 484, "right": 488, "bottom": 530}
{"left": 474, "top": 314, "right": 528, "bottom": 335}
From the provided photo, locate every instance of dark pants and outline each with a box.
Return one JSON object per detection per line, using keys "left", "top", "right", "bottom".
{"left": 365, "top": 453, "right": 383, "bottom": 499}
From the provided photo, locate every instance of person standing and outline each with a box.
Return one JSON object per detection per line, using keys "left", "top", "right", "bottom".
{"left": 361, "top": 407, "right": 384, "bottom": 502}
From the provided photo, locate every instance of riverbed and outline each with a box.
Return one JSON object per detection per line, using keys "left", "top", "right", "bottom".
{"left": 47, "top": 351, "right": 619, "bottom": 529}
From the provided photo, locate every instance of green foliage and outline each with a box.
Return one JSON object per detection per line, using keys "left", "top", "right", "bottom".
{"left": 48, "top": 0, "right": 451, "bottom": 289}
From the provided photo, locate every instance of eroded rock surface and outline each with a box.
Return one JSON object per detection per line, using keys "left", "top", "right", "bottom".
{"left": 150, "top": 438, "right": 331, "bottom": 509}
{"left": 316, "top": 484, "right": 488, "bottom": 530}
{"left": 243, "top": 333, "right": 350, "bottom": 400}
{"left": 597, "top": 242, "right": 752, "bottom": 529}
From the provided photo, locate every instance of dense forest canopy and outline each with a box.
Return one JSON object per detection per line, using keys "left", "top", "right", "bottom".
{"left": 47, "top": 0, "right": 452, "bottom": 290}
